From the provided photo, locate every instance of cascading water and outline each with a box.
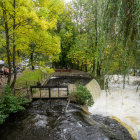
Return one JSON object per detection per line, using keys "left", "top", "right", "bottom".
{"left": 89, "top": 75, "right": 140, "bottom": 140}
{"left": 0, "top": 99, "right": 133, "bottom": 140}
{"left": 0, "top": 76, "right": 135, "bottom": 140}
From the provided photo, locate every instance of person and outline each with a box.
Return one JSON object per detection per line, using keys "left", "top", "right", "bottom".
{"left": 4, "top": 68, "right": 9, "bottom": 76}
{"left": 0, "top": 66, "right": 5, "bottom": 86}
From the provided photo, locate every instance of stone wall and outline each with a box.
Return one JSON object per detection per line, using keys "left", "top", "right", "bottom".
{"left": 85, "top": 79, "right": 101, "bottom": 101}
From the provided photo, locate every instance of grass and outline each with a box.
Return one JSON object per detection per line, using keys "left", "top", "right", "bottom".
{"left": 15, "top": 70, "right": 46, "bottom": 89}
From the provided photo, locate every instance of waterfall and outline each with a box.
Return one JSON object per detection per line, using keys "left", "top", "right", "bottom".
{"left": 88, "top": 75, "right": 140, "bottom": 140}
{"left": 86, "top": 79, "right": 101, "bottom": 101}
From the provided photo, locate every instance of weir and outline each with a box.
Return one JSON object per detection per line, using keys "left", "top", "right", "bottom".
{"left": 0, "top": 73, "right": 134, "bottom": 140}
{"left": 30, "top": 85, "right": 69, "bottom": 99}
{"left": 89, "top": 75, "right": 140, "bottom": 140}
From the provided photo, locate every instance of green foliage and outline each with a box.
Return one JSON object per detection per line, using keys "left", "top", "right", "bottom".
{"left": 66, "top": 0, "right": 103, "bottom": 74}
{"left": 15, "top": 70, "right": 44, "bottom": 88}
{"left": 19, "top": 0, "right": 65, "bottom": 68}
{"left": 0, "top": 0, "right": 65, "bottom": 87}
{"left": 102, "top": 0, "right": 140, "bottom": 76}
{"left": 0, "top": 85, "right": 29, "bottom": 124}
{"left": 61, "top": 0, "right": 140, "bottom": 79}
{"left": 0, "top": 0, "right": 139, "bottom": 89}
{"left": 54, "top": 3, "right": 75, "bottom": 68}
{"left": 73, "top": 84, "right": 94, "bottom": 106}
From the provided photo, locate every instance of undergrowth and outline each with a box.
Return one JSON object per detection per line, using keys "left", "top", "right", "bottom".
{"left": 0, "top": 85, "right": 29, "bottom": 124}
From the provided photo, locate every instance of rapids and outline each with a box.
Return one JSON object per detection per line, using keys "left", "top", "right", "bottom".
{"left": 0, "top": 99, "right": 133, "bottom": 140}
{"left": 89, "top": 75, "right": 140, "bottom": 139}
{"left": 0, "top": 75, "right": 135, "bottom": 140}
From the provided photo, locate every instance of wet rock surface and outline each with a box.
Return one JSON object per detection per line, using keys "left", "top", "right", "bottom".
{"left": 91, "top": 115, "right": 133, "bottom": 140}
{"left": 0, "top": 100, "right": 133, "bottom": 140}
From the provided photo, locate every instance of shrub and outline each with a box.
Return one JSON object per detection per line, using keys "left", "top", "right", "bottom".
{"left": 0, "top": 85, "right": 29, "bottom": 124}
{"left": 72, "top": 84, "right": 94, "bottom": 106}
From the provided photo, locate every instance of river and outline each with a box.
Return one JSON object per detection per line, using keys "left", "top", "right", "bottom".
{"left": 0, "top": 76, "right": 134, "bottom": 140}
{"left": 0, "top": 99, "right": 133, "bottom": 140}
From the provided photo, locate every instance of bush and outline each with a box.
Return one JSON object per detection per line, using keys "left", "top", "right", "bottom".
{"left": 72, "top": 84, "right": 94, "bottom": 106}
{"left": 0, "top": 85, "right": 29, "bottom": 124}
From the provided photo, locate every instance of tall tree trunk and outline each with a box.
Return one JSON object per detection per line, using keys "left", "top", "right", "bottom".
{"left": 11, "top": 0, "right": 17, "bottom": 89}
{"left": 84, "top": 64, "right": 87, "bottom": 72}
{"left": 95, "top": 0, "right": 98, "bottom": 48}
{"left": 93, "top": 0, "right": 101, "bottom": 76}
{"left": 131, "top": 0, "right": 137, "bottom": 76}
{"left": 3, "top": 5, "right": 12, "bottom": 84}
{"left": 31, "top": 53, "right": 34, "bottom": 70}
{"left": 97, "top": 62, "right": 101, "bottom": 76}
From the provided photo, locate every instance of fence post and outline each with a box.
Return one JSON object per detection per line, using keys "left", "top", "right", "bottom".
{"left": 58, "top": 84, "right": 59, "bottom": 97}
{"left": 49, "top": 88, "right": 51, "bottom": 107}
{"left": 58, "top": 87, "right": 59, "bottom": 97}
{"left": 49, "top": 88, "right": 51, "bottom": 99}
{"left": 40, "top": 88, "right": 41, "bottom": 99}
{"left": 67, "top": 86, "right": 69, "bottom": 96}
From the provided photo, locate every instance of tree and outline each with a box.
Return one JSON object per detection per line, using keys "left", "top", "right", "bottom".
{"left": 0, "top": 0, "right": 65, "bottom": 88}
{"left": 55, "top": 3, "right": 75, "bottom": 68}
{"left": 23, "top": 0, "right": 65, "bottom": 70}
{"left": 102, "top": 0, "right": 140, "bottom": 76}
{"left": 68, "top": 0, "right": 139, "bottom": 79}
{"left": 0, "top": 0, "right": 38, "bottom": 87}
{"left": 67, "top": 0, "right": 103, "bottom": 75}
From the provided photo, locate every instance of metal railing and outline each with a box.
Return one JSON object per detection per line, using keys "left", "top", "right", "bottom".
{"left": 30, "top": 85, "right": 69, "bottom": 99}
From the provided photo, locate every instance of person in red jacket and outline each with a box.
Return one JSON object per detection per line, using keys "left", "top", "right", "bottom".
{"left": 4, "top": 68, "right": 9, "bottom": 76}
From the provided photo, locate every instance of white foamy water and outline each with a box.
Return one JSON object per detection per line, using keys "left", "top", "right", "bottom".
{"left": 34, "top": 114, "right": 47, "bottom": 127}
{"left": 89, "top": 75, "right": 140, "bottom": 139}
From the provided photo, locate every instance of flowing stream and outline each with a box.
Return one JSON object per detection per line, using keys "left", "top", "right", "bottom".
{"left": 0, "top": 99, "right": 133, "bottom": 140}
{"left": 89, "top": 75, "right": 140, "bottom": 139}
{"left": 0, "top": 76, "right": 134, "bottom": 140}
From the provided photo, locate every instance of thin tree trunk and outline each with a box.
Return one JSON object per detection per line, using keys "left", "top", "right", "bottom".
{"left": 85, "top": 64, "right": 87, "bottom": 72}
{"left": 131, "top": 0, "right": 137, "bottom": 76}
{"left": 93, "top": 0, "right": 100, "bottom": 76}
{"left": 11, "top": 0, "right": 17, "bottom": 89}
{"left": 3, "top": 5, "right": 12, "bottom": 84}
{"left": 95, "top": 0, "right": 98, "bottom": 48}
{"left": 31, "top": 53, "right": 34, "bottom": 70}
